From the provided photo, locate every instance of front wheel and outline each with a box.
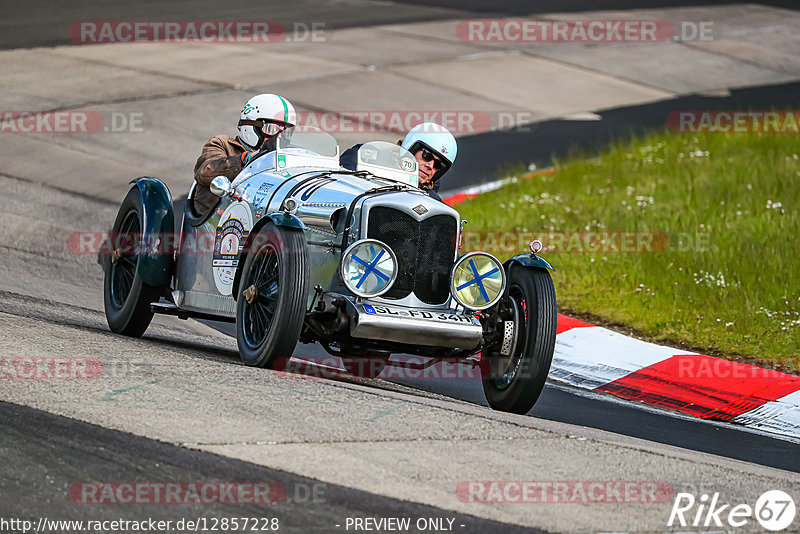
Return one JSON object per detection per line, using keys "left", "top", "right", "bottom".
{"left": 482, "top": 266, "right": 556, "bottom": 414}
{"left": 236, "top": 223, "right": 309, "bottom": 368}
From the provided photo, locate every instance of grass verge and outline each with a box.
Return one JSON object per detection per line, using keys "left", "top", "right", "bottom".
{"left": 455, "top": 130, "right": 799, "bottom": 372}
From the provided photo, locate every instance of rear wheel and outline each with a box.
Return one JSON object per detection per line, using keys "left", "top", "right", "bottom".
{"left": 103, "top": 188, "right": 160, "bottom": 337}
{"left": 236, "top": 223, "right": 309, "bottom": 368}
{"left": 482, "top": 266, "right": 556, "bottom": 414}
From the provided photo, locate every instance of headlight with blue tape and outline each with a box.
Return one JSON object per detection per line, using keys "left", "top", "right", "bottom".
{"left": 341, "top": 239, "right": 398, "bottom": 298}
{"left": 450, "top": 252, "right": 506, "bottom": 310}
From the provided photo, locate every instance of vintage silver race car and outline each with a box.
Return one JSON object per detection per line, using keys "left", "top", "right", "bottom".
{"left": 103, "top": 127, "right": 556, "bottom": 414}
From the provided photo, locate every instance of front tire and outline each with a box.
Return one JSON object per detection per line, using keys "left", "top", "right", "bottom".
{"left": 236, "top": 223, "right": 309, "bottom": 368}
{"left": 482, "top": 266, "right": 556, "bottom": 414}
{"left": 103, "top": 187, "right": 160, "bottom": 337}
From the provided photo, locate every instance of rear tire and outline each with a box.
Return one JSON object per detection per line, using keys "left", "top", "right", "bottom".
{"left": 103, "top": 187, "right": 160, "bottom": 337}
{"left": 482, "top": 266, "right": 556, "bottom": 414}
{"left": 236, "top": 223, "right": 309, "bottom": 368}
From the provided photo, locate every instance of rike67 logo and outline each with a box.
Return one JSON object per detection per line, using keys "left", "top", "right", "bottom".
{"left": 668, "top": 490, "right": 796, "bottom": 531}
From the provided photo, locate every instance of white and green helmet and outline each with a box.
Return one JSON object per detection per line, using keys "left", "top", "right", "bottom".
{"left": 237, "top": 93, "right": 297, "bottom": 150}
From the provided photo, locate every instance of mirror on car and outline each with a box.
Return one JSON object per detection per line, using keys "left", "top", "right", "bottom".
{"left": 209, "top": 176, "right": 233, "bottom": 198}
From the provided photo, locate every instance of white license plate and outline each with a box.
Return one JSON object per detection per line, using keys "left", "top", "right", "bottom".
{"left": 362, "top": 304, "right": 479, "bottom": 325}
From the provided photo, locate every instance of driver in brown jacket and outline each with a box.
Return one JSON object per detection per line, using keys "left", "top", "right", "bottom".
{"left": 193, "top": 93, "right": 297, "bottom": 214}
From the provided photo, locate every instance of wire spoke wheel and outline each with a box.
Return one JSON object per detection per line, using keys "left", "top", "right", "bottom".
{"left": 242, "top": 244, "right": 281, "bottom": 348}
{"left": 491, "top": 285, "right": 526, "bottom": 391}
{"left": 109, "top": 210, "right": 140, "bottom": 309}
{"left": 236, "top": 223, "right": 309, "bottom": 368}
{"left": 103, "top": 187, "right": 160, "bottom": 337}
{"left": 482, "top": 266, "right": 556, "bottom": 414}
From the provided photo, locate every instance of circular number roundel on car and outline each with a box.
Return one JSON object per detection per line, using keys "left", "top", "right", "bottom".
{"left": 213, "top": 202, "right": 252, "bottom": 295}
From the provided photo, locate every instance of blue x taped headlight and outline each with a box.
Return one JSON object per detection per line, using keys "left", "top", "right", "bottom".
{"left": 341, "top": 239, "right": 398, "bottom": 298}
{"left": 450, "top": 252, "right": 506, "bottom": 310}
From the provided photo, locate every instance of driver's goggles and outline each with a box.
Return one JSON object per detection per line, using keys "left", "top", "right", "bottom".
{"left": 419, "top": 148, "right": 447, "bottom": 171}
{"left": 261, "top": 121, "right": 287, "bottom": 136}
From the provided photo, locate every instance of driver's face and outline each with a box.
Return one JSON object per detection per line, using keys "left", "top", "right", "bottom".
{"left": 414, "top": 149, "right": 440, "bottom": 185}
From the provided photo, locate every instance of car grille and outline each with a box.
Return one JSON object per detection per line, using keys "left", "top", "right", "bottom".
{"left": 367, "top": 206, "right": 456, "bottom": 304}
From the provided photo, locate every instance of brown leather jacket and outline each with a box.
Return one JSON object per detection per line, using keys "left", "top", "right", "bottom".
{"left": 192, "top": 135, "right": 247, "bottom": 214}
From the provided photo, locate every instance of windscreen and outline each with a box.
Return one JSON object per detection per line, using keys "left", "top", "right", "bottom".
{"left": 356, "top": 141, "right": 418, "bottom": 186}
{"left": 278, "top": 125, "right": 338, "bottom": 157}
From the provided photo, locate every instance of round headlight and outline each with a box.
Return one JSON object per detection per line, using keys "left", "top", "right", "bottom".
{"left": 341, "top": 239, "right": 398, "bottom": 298}
{"left": 450, "top": 252, "right": 506, "bottom": 310}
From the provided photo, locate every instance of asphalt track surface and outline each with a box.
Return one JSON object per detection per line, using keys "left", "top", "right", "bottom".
{"left": 2, "top": 1, "right": 800, "bottom": 532}
{"left": 208, "top": 321, "right": 800, "bottom": 474}
{"left": 0, "top": 401, "right": 543, "bottom": 533}
{"left": 2, "top": 0, "right": 799, "bottom": 50}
